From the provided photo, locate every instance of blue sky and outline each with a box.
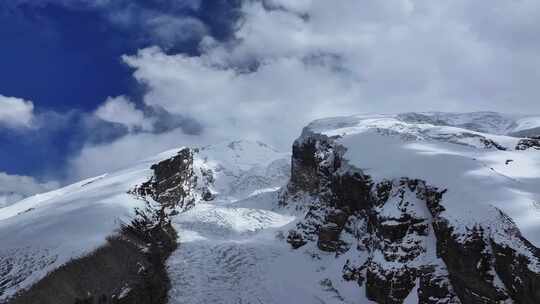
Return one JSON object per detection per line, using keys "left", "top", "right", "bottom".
{"left": 2, "top": 0, "right": 540, "bottom": 203}
{"left": 0, "top": 0, "right": 239, "bottom": 180}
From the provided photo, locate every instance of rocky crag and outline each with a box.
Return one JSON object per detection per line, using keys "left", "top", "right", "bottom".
{"left": 281, "top": 116, "right": 540, "bottom": 304}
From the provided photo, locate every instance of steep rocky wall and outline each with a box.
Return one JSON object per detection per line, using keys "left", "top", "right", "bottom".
{"left": 282, "top": 133, "right": 540, "bottom": 304}
{"left": 136, "top": 148, "right": 200, "bottom": 210}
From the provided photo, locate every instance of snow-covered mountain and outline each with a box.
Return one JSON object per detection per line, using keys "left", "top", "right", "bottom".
{"left": 283, "top": 112, "right": 540, "bottom": 303}
{"left": 1, "top": 112, "right": 539, "bottom": 304}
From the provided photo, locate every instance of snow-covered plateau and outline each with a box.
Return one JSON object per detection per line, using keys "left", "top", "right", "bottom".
{"left": 1, "top": 112, "right": 540, "bottom": 304}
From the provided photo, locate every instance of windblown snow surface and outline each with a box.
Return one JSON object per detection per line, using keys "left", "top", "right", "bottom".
{"left": 168, "top": 112, "right": 540, "bottom": 303}
{"left": 306, "top": 113, "right": 540, "bottom": 247}
{"left": 0, "top": 149, "right": 180, "bottom": 300}
{"left": 1, "top": 112, "right": 539, "bottom": 303}
{"left": 166, "top": 140, "right": 374, "bottom": 304}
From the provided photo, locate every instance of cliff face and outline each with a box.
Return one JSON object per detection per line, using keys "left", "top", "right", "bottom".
{"left": 281, "top": 130, "right": 540, "bottom": 304}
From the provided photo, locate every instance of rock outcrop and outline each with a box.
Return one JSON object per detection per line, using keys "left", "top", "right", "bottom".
{"left": 515, "top": 137, "right": 540, "bottom": 151}
{"left": 135, "top": 148, "right": 213, "bottom": 212}
{"left": 281, "top": 131, "right": 540, "bottom": 304}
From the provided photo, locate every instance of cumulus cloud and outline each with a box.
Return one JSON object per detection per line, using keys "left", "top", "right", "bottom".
{"left": 0, "top": 94, "right": 35, "bottom": 128}
{"left": 123, "top": 47, "right": 355, "bottom": 148}
{"left": 68, "top": 127, "right": 220, "bottom": 179}
{"left": 0, "top": 172, "right": 58, "bottom": 207}
{"left": 94, "top": 96, "right": 153, "bottom": 131}
{"left": 117, "top": 0, "right": 540, "bottom": 150}
{"left": 69, "top": 0, "right": 540, "bottom": 179}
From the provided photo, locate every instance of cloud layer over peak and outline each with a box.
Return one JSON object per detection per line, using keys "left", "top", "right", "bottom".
{"left": 5, "top": 0, "right": 540, "bottom": 183}
{"left": 94, "top": 96, "right": 153, "bottom": 131}
{"left": 118, "top": 0, "right": 540, "bottom": 150}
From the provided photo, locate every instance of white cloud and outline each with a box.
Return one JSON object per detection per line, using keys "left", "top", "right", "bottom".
{"left": 94, "top": 95, "right": 153, "bottom": 131}
{"left": 119, "top": 0, "right": 540, "bottom": 149}
{"left": 0, "top": 95, "right": 35, "bottom": 128}
{"left": 68, "top": 127, "right": 221, "bottom": 180}
{"left": 123, "top": 47, "right": 356, "bottom": 148}
{"left": 70, "top": 0, "right": 540, "bottom": 180}
{"left": 0, "top": 172, "right": 58, "bottom": 208}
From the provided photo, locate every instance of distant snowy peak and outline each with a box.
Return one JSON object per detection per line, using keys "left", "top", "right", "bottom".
{"left": 308, "top": 111, "right": 540, "bottom": 135}
{"left": 194, "top": 140, "right": 290, "bottom": 200}
{"left": 396, "top": 111, "right": 540, "bottom": 136}
{"left": 198, "top": 140, "right": 286, "bottom": 172}
{"left": 398, "top": 112, "right": 524, "bottom": 135}
{"left": 305, "top": 112, "right": 540, "bottom": 151}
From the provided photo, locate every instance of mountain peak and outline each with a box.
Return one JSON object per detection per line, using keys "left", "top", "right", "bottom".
{"left": 308, "top": 111, "right": 540, "bottom": 138}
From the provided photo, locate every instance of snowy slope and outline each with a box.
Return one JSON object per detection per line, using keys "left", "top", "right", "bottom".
{"left": 194, "top": 140, "right": 290, "bottom": 200}
{"left": 0, "top": 140, "right": 301, "bottom": 302}
{"left": 306, "top": 114, "right": 540, "bottom": 246}
{"left": 0, "top": 147, "right": 185, "bottom": 300}
{"left": 166, "top": 140, "right": 376, "bottom": 304}
{"left": 168, "top": 196, "right": 376, "bottom": 304}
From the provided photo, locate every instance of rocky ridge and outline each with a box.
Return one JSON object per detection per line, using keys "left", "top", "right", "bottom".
{"left": 281, "top": 113, "right": 540, "bottom": 303}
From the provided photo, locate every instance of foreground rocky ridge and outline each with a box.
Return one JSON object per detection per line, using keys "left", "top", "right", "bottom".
{"left": 5, "top": 152, "right": 188, "bottom": 304}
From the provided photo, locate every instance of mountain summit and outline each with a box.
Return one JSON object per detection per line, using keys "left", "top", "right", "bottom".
{"left": 1, "top": 113, "right": 539, "bottom": 304}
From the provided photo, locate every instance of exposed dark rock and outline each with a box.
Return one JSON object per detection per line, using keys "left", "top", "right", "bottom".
{"left": 329, "top": 171, "right": 373, "bottom": 211}
{"left": 286, "top": 230, "right": 307, "bottom": 249}
{"left": 318, "top": 223, "right": 342, "bottom": 252}
{"left": 479, "top": 138, "right": 507, "bottom": 150}
{"left": 326, "top": 209, "right": 349, "bottom": 227}
{"left": 516, "top": 137, "right": 540, "bottom": 150}
{"left": 135, "top": 148, "right": 199, "bottom": 210}
{"left": 430, "top": 222, "right": 509, "bottom": 303}
{"left": 317, "top": 209, "right": 350, "bottom": 252}
{"left": 365, "top": 264, "right": 416, "bottom": 304}
{"left": 490, "top": 212, "right": 540, "bottom": 304}
{"left": 417, "top": 266, "right": 460, "bottom": 304}
{"left": 288, "top": 136, "right": 322, "bottom": 195}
